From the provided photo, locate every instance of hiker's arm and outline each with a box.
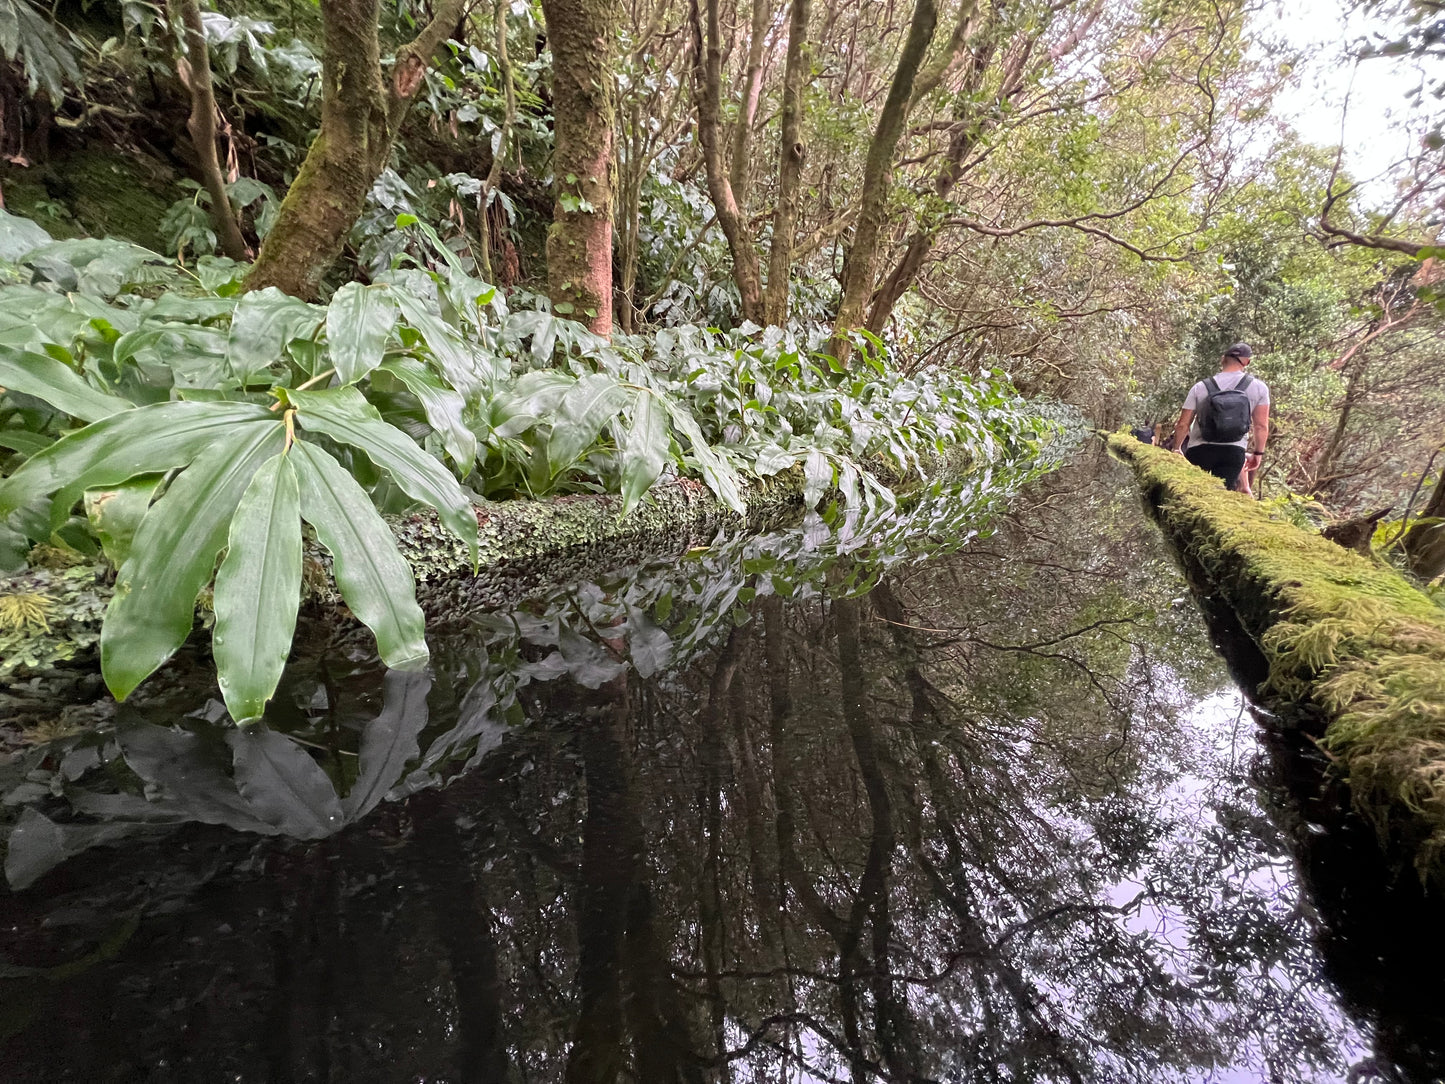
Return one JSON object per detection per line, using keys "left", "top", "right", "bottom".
{"left": 1249, "top": 403, "right": 1270, "bottom": 464}
{"left": 1172, "top": 409, "right": 1193, "bottom": 453}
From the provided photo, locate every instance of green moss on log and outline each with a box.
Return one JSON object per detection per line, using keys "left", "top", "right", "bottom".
{"left": 1109, "top": 434, "right": 1445, "bottom": 881}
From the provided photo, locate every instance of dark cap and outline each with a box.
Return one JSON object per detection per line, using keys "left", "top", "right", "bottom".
{"left": 1224, "top": 342, "right": 1253, "bottom": 358}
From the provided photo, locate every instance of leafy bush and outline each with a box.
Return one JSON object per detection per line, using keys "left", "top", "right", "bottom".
{"left": 0, "top": 209, "right": 1043, "bottom": 725}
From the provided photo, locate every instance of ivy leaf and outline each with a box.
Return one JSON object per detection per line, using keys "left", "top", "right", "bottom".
{"left": 379, "top": 356, "right": 477, "bottom": 466}
{"left": 619, "top": 391, "right": 667, "bottom": 516}
{"left": 290, "top": 439, "right": 429, "bottom": 670}
{"left": 326, "top": 281, "right": 396, "bottom": 384}
{"left": 0, "top": 344, "right": 130, "bottom": 422}
{"left": 547, "top": 372, "right": 629, "bottom": 476}
{"left": 287, "top": 385, "right": 478, "bottom": 568}
{"left": 227, "top": 726, "right": 344, "bottom": 839}
{"left": 212, "top": 453, "right": 303, "bottom": 725}
{"left": 101, "top": 418, "right": 286, "bottom": 700}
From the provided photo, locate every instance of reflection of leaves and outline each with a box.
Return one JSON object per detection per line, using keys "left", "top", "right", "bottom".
{"left": 625, "top": 604, "right": 672, "bottom": 678}
{"left": 343, "top": 671, "right": 432, "bottom": 819}
{"left": 3, "top": 808, "right": 138, "bottom": 891}
{"left": 556, "top": 626, "right": 626, "bottom": 689}
{"left": 228, "top": 726, "right": 344, "bottom": 839}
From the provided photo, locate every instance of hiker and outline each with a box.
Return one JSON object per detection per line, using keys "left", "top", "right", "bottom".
{"left": 1171, "top": 342, "right": 1269, "bottom": 492}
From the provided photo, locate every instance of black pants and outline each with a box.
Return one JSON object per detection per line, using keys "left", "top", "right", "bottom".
{"left": 1185, "top": 443, "right": 1247, "bottom": 490}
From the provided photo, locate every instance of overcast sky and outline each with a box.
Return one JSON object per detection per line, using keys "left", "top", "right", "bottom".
{"left": 1255, "top": 0, "right": 1430, "bottom": 200}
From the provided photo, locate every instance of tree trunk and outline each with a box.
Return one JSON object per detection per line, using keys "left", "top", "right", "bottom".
{"left": 478, "top": 0, "right": 516, "bottom": 285}
{"left": 244, "top": 0, "right": 466, "bottom": 299}
{"left": 690, "top": 0, "right": 764, "bottom": 324}
{"left": 727, "top": 0, "right": 772, "bottom": 207}
{"left": 828, "top": 0, "right": 938, "bottom": 361}
{"left": 1404, "top": 470, "right": 1445, "bottom": 581}
{"left": 170, "top": 0, "right": 250, "bottom": 261}
{"left": 543, "top": 0, "right": 620, "bottom": 336}
{"left": 762, "top": 0, "right": 811, "bottom": 327}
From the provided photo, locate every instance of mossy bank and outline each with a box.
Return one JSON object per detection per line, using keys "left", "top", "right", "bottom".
{"left": 1108, "top": 434, "right": 1445, "bottom": 883}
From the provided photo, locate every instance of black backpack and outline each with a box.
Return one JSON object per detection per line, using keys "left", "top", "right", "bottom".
{"left": 1198, "top": 374, "right": 1254, "bottom": 442}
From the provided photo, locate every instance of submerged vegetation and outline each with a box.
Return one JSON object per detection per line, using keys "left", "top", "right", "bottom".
{"left": 1111, "top": 434, "right": 1445, "bottom": 881}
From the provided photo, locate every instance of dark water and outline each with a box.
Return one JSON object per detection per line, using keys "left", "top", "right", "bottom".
{"left": 3, "top": 448, "right": 1445, "bottom": 1083}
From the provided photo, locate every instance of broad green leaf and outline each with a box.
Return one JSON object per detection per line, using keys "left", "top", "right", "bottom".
{"left": 753, "top": 442, "right": 796, "bottom": 476}
{"left": 0, "top": 430, "right": 53, "bottom": 456}
{"left": 393, "top": 290, "right": 488, "bottom": 398}
{"left": 227, "top": 287, "right": 323, "bottom": 384}
{"left": 0, "top": 345, "right": 130, "bottom": 422}
{"left": 290, "top": 439, "right": 429, "bottom": 670}
{"left": 227, "top": 726, "right": 344, "bottom": 839}
{"left": 803, "top": 448, "right": 832, "bottom": 509}
{"left": 379, "top": 356, "right": 476, "bottom": 465}
{"left": 664, "top": 400, "right": 744, "bottom": 514}
{"left": 342, "top": 670, "right": 433, "bottom": 819}
{"left": 83, "top": 474, "right": 162, "bottom": 567}
{"left": 619, "top": 391, "right": 667, "bottom": 516}
{"left": 547, "top": 373, "right": 629, "bottom": 475}
{"left": 101, "top": 418, "right": 285, "bottom": 700}
{"left": 0, "top": 400, "right": 273, "bottom": 529}
{"left": 212, "top": 453, "right": 302, "bottom": 725}
{"left": 327, "top": 282, "right": 397, "bottom": 384}
{"left": 288, "top": 386, "right": 478, "bottom": 568}
{"left": 0, "top": 209, "right": 52, "bottom": 262}
{"left": 490, "top": 369, "right": 574, "bottom": 438}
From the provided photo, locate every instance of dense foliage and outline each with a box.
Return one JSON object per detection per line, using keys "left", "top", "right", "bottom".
{"left": 0, "top": 210, "right": 1042, "bottom": 721}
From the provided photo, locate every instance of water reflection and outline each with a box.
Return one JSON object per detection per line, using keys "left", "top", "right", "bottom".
{"left": 2, "top": 450, "right": 1443, "bottom": 1082}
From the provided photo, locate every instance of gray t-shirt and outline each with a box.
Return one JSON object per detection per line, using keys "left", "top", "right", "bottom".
{"left": 1184, "top": 370, "right": 1270, "bottom": 448}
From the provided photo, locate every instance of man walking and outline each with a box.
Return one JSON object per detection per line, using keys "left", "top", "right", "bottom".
{"left": 1171, "top": 342, "right": 1270, "bottom": 491}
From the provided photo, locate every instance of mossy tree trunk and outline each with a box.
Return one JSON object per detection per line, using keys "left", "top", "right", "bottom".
{"left": 1404, "top": 470, "right": 1445, "bottom": 581}
{"left": 243, "top": 0, "right": 468, "bottom": 300}
{"left": 170, "top": 0, "right": 250, "bottom": 262}
{"left": 828, "top": 0, "right": 938, "bottom": 363}
{"left": 542, "top": 0, "right": 620, "bottom": 337}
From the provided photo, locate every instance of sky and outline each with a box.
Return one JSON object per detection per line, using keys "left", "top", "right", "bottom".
{"left": 1255, "top": 0, "right": 1432, "bottom": 201}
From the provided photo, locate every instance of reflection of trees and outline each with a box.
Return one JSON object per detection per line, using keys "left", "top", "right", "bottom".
{"left": 0, "top": 459, "right": 1429, "bottom": 1082}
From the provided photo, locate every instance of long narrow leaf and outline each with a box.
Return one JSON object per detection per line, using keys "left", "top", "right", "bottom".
{"left": 0, "top": 344, "right": 130, "bottom": 422}
{"left": 0, "top": 400, "right": 273, "bottom": 527}
{"left": 664, "top": 400, "right": 745, "bottom": 513}
{"left": 101, "top": 419, "right": 285, "bottom": 700}
{"left": 342, "top": 670, "right": 433, "bottom": 819}
{"left": 393, "top": 290, "right": 488, "bottom": 398}
{"left": 212, "top": 453, "right": 303, "bottom": 725}
{"left": 227, "top": 726, "right": 344, "bottom": 839}
{"left": 290, "top": 439, "right": 429, "bottom": 670}
{"left": 288, "top": 386, "right": 478, "bottom": 568}
{"left": 379, "top": 356, "right": 476, "bottom": 465}
{"left": 619, "top": 391, "right": 667, "bottom": 516}
{"left": 326, "top": 282, "right": 396, "bottom": 384}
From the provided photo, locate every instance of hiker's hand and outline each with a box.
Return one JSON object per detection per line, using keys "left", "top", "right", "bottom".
{"left": 1246, "top": 452, "right": 1263, "bottom": 468}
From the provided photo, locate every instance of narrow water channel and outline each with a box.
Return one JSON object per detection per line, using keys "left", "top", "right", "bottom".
{"left": 3, "top": 448, "right": 1444, "bottom": 1083}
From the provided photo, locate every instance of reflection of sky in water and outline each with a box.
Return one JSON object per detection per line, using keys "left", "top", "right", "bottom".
{"left": 1106, "top": 688, "right": 1373, "bottom": 1083}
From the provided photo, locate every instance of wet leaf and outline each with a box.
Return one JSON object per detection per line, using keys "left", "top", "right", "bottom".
{"left": 620, "top": 391, "right": 667, "bottom": 516}
{"left": 288, "top": 386, "right": 478, "bottom": 568}
{"left": 379, "top": 356, "right": 476, "bottom": 465}
{"left": 83, "top": 474, "right": 162, "bottom": 567}
{"left": 291, "top": 439, "right": 429, "bottom": 670}
{"left": 803, "top": 448, "right": 832, "bottom": 510}
{"left": 0, "top": 345, "right": 130, "bottom": 422}
{"left": 625, "top": 603, "right": 672, "bottom": 678}
{"left": 212, "top": 453, "right": 302, "bottom": 725}
{"left": 101, "top": 419, "right": 286, "bottom": 701}
{"left": 326, "top": 281, "right": 396, "bottom": 384}
{"left": 226, "top": 288, "right": 323, "bottom": 383}
{"left": 547, "top": 373, "right": 629, "bottom": 475}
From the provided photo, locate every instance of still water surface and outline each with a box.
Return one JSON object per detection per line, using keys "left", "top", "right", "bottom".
{"left": 3, "top": 449, "right": 1444, "bottom": 1083}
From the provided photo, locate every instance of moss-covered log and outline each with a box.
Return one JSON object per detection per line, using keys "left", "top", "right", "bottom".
{"left": 1109, "top": 434, "right": 1445, "bottom": 883}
